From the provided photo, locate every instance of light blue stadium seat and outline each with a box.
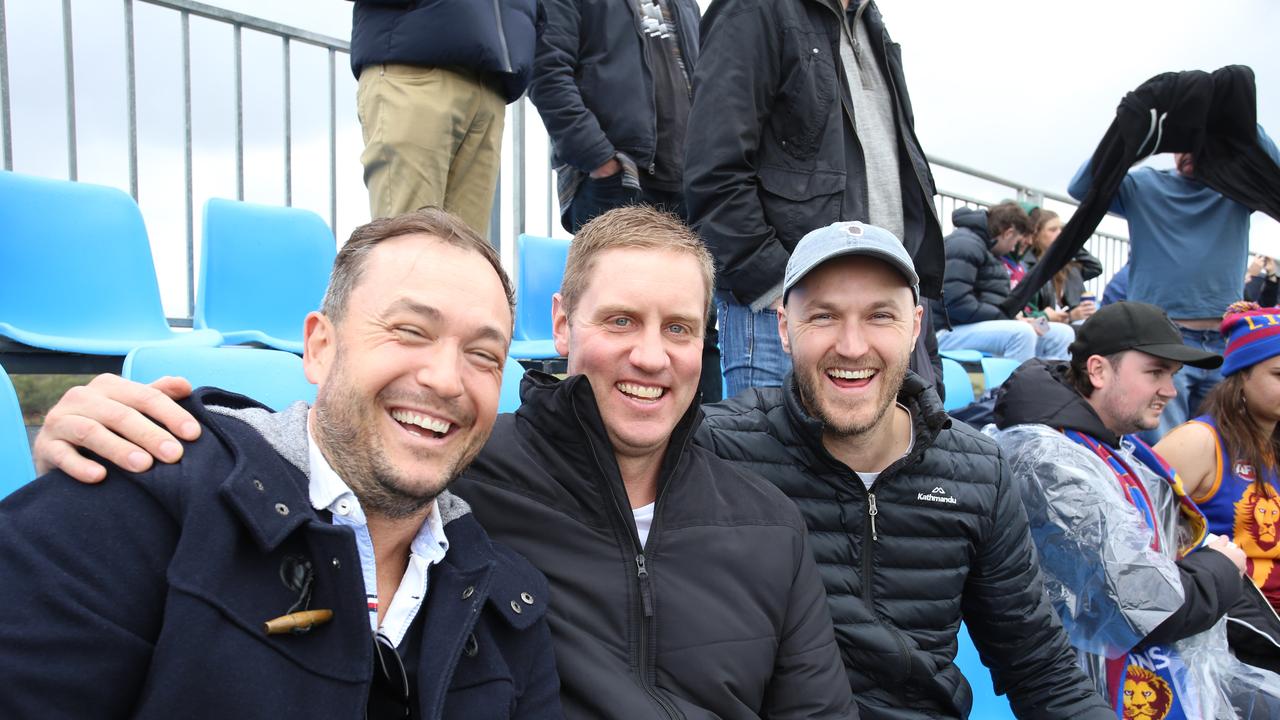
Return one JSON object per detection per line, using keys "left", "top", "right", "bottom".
{"left": 940, "top": 348, "right": 985, "bottom": 364}
{"left": 197, "top": 198, "right": 335, "bottom": 354}
{"left": 499, "top": 356, "right": 526, "bottom": 414}
{"left": 0, "top": 364, "right": 35, "bottom": 498}
{"left": 122, "top": 345, "right": 315, "bottom": 412}
{"left": 0, "top": 171, "right": 222, "bottom": 354}
{"left": 955, "top": 622, "right": 1016, "bottom": 719}
{"left": 941, "top": 358, "right": 974, "bottom": 412}
{"left": 980, "top": 357, "right": 1022, "bottom": 392}
{"left": 510, "top": 234, "right": 570, "bottom": 361}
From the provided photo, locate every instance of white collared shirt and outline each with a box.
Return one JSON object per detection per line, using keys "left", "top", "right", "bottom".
{"left": 306, "top": 423, "right": 449, "bottom": 647}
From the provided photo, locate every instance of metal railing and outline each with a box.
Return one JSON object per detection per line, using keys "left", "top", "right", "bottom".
{"left": 0, "top": 0, "right": 1129, "bottom": 322}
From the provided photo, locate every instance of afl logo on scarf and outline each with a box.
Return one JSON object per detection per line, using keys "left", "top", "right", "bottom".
{"left": 1235, "top": 462, "right": 1257, "bottom": 482}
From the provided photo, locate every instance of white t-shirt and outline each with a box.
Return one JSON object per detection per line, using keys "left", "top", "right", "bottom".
{"left": 633, "top": 501, "right": 656, "bottom": 547}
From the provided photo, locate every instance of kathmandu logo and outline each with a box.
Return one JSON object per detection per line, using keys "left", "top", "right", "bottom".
{"left": 917, "top": 486, "right": 957, "bottom": 505}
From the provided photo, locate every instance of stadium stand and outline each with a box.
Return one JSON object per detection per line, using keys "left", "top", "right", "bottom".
{"left": 0, "top": 364, "right": 34, "bottom": 498}
{"left": 980, "top": 356, "right": 1022, "bottom": 392}
{"left": 941, "top": 357, "right": 975, "bottom": 412}
{"left": 122, "top": 345, "right": 315, "bottom": 412}
{"left": 510, "top": 233, "right": 570, "bottom": 361}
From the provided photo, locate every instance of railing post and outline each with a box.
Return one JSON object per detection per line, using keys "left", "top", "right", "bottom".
{"left": 61, "top": 0, "right": 77, "bottom": 180}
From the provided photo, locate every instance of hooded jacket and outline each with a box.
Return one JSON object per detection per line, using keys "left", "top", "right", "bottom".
{"left": 989, "top": 360, "right": 1280, "bottom": 716}
{"left": 452, "top": 372, "right": 856, "bottom": 720}
{"left": 697, "top": 371, "right": 1111, "bottom": 720}
{"left": 932, "top": 207, "right": 1012, "bottom": 331}
{"left": 0, "top": 390, "right": 561, "bottom": 719}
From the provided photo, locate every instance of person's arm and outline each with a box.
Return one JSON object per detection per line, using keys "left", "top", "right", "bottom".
{"left": 1257, "top": 124, "right": 1280, "bottom": 166}
{"left": 1067, "top": 159, "right": 1127, "bottom": 217}
{"left": 1142, "top": 547, "right": 1244, "bottom": 646}
{"left": 511, "top": 615, "right": 564, "bottom": 718}
{"left": 960, "top": 450, "right": 1114, "bottom": 719}
{"left": 0, "top": 467, "right": 177, "bottom": 716}
{"left": 1073, "top": 248, "right": 1104, "bottom": 282}
{"left": 33, "top": 374, "right": 197, "bottom": 483}
{"left": 526, "top": 0, "right": 615, "bottom": 175}
{"left": 760, "top": 523, "right": 859, "bottom": 719}
{"left": 683, "top": 0, "right": 787, "bottom": 308}
{"left": 1152, "top": 421, "right": 1218, "bottom": 501}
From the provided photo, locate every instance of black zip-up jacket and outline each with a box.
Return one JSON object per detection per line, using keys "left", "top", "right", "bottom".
{"left": 697, "top": 372, "right": 1112, "bottom": 720}
{"left": 932, "top": 207, "right": 1013, "bottom": 331}
{"left": 349, "top": 0, "right": 540, "bottom": 103}
{"left": 684, "top": 0, "right": 943, "bottom": 307}
{"left": 452, "top": 372, "right": 857, "bottom": 720}
{"left": 529, "top": 0, "right": 700, "bottom": 175}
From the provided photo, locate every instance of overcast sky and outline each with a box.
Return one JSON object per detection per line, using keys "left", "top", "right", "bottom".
{"left": 5, "top": 0, "right": 1280, "bottom": 313}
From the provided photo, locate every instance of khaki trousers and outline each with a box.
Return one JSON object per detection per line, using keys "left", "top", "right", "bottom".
{"left": 357, "top": 64, "right": 504, "bottom": 235}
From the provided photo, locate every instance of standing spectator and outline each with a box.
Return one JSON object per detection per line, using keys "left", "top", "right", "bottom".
{"left": 684, "top": 0, "right": 944, "bottom": 398}
{"left": 1024, "top": 208, "right": 1101, "bottom": 324}
{"left": 1067, "top": 124, "right": 1280, "bottom": 439}
{"left": 934, "top": 202, "right": 1074, "bottom": 362}
{"left": 1101, "top": 262, "right": 1129, "bottom": 307}
{"left": 1245, "top": 255, "right": 1280, "bottom": 306}
{"left": 529, "top": 0, "right": 721, "bottom": 401}
{"left": 350, "top": 0, "right": 540, "bottom": 233}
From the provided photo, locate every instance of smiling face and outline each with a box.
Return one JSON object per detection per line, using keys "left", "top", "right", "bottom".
{"left": 304, "top": 233, "right": 512, "bottom": 519}
{"left": 553, "top": 247, "right": 706, "bottom": 464}
{"left": 780, "top": 255, "right": 921, "bottom": 438}
{"left": 1086, "top": 351, "right": 1180, "bottom": 436}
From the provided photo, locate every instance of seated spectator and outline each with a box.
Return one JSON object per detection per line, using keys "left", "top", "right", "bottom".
{"left": 1024, "top": 208, "right": 1102, "bottom": 325}
{"left": 988, "top": 301, "right": 1280, "bottom": 718}
{"left": 1245, "top": 255, "right": 1280, "bottom": 305}
{"left": 933, "top": 202, "right": 1074, "bottom": 361}
{"left": 1101, "top": 261, "right": 1129, "bottom": 306}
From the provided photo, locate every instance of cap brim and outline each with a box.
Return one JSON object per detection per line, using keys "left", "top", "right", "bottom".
{"left": 1135, "top": 342, "right": 1224, "bottom": 369}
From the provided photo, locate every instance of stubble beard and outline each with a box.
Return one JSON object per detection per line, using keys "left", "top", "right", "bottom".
{"left": 795, "top": 351, "right": 909, "bottom": 439}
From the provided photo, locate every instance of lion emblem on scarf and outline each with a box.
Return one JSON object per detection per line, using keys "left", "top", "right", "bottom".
{"left": 1234, "top": 483, "right": 1280, "bottom": 588}
{"left": 1122, "top": 665, "right": 1173, "bottom": 720}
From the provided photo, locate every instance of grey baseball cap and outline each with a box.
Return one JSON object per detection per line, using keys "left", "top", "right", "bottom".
{"left": 783, "top": 221, "right": 920, "bottom": 304}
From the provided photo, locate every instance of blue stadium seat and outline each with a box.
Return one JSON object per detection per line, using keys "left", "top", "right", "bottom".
{"left": 510, "top": 234, "right": 570, "bottom": 360}
{"left": 941, "top": 358, "right": 974, "bottom": 412}
{"left": 122, "top": 345, "right": 315, "bottom": 412}
{"left": 499, "top": 356, "right": 526, "bottom": 414}
{"left": 955, "top": 622, "right": 1016, "bottom": 719}
{"left": 0, "top": 364, "right": 35, "bottom": 498}
{"left": 197, "top": 198, "right": 335, "bottom": 354}
{"left": 940, "top": 348, "right": 985, "bottom": 364}
{"left": 0, "top": 171, "right": 222, "bottom": 354}
{"left": 980, "top": 357, "right": 1022, "bottom": 392}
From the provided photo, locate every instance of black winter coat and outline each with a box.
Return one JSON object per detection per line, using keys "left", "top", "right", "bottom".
{"left": 684, "top": 0, "right": 943, "bottom": 307}
{"left": 529, "top": 0, "right": 700, "bottom": 174}
{"left": 933, "top": 207, "right": 1012, "bottom": 331}
{"left": 453, "top": 372, "right": 856, "bottom": 720}
{"left": 697, "top": 373, "right": 1112, "bottom": 720}
{"left": 349, "top": 0, "right": 540, "bottom": 103}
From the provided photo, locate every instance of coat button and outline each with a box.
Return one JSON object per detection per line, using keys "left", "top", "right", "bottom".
{"left": 461, "top": 586, "right": 475, "bottom": 599}
{"left": 253, "top": 479, "right": 264, "bottom": 492}
{"left": 520, "top": 592, "right": 535, "bottom": 605}
{"left": 812, "top": 47, "right": 820, "bottom": 54}
{"left": 510, "top": 600, "right": 523, "bottom": 614}
{"left": 331, "top": 557, "right": 341, "bottom": 569}
{"left": 274, "top": 503, "right": 289, "bottom": 516}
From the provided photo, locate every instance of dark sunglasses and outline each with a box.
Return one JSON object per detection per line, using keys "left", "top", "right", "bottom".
{"left": 367, "top": 631, "right": 410, "bottom": 719}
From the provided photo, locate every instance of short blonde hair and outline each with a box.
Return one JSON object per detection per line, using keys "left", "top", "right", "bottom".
{"left": 560, "top": 205, "right": 714, "bottom": 321}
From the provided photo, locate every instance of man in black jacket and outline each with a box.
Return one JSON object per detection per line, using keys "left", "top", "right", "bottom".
{"left": 31, "top": 207, "right": 857, "bottom": 720}
{"left": 528, "top": 0, "right": 721, "bottom": 401}
{"left": 684, "top": 0, "right": 943, "bottom": 398}
{"left": 350, "top": 0, "right": 539, "bottom": 233}
{"left": 986, "top": 302, "right": 1280, "bottom": 717}
{"left": 934, "top": 202, "right": 1074, "bottom": 362}
{"left": 697, "top": 221, "right": 1113, "bottom": 719}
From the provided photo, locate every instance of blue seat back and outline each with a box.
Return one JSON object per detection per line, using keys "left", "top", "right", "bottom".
{"left": 0, "top": 171, "right": 175, "bottom": 346}
{"left": 941, "top": 358, "right": 974, "bottom": 412}
{"left": 122, "top": 346, "right": 316, "bottom": 412}
{"left": 513, "top": 234, "right": 571, "bottom": 343}
{"left": 980, "top": 357, "right": 1022, "bottom": 392}
{"left": 197, "top": 198, "right": 335, "bottom": 344}
{"left": 0, "top": 365, "right": 35, "bottom": 498}
{"left": 955, "top": 622, "right": 1017, "bottom": 719}
{"left": 499, "top": 356, "right": 526, "bottom": 414}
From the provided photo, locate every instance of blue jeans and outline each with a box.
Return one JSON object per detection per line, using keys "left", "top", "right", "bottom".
{"left": 716, "top": 291, "right": 791, "bottom": 398}
{"left": 1143, "top": 327, "right": 1226, "bottom": 443}
{"left": 937, "top": 320, "right": 1073, "bottom": 362}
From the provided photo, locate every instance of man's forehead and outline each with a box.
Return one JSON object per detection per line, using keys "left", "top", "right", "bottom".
{"left": 795, "top": 254, "right": 913, "bottom": 299}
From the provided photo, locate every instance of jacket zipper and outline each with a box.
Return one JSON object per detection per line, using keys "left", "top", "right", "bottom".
{"left": 490, "top": 0, "right": 514, "bottom": 73}
{"left": 867, "top": 492, "right": 879, "bottom": 541}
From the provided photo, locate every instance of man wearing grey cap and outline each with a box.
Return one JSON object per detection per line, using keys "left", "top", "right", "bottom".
{"left": 698, "top": 221, "right": 1112, "bottom": 719}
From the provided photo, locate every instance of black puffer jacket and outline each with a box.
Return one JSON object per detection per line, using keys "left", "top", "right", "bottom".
{"left": 349, "top": 0, "right": 540, "bottom": 103}
{"left": 697, "top": 372, "right": 1112, "bottom": 720}
{"left": 452, "top": 372, "right": 856, "bottom": 720}
{"left": 933, "top": 207, "right": 1012, "bottom": 331}
{"left": 684, "top": 0, "right": 943, "bottom": 307}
